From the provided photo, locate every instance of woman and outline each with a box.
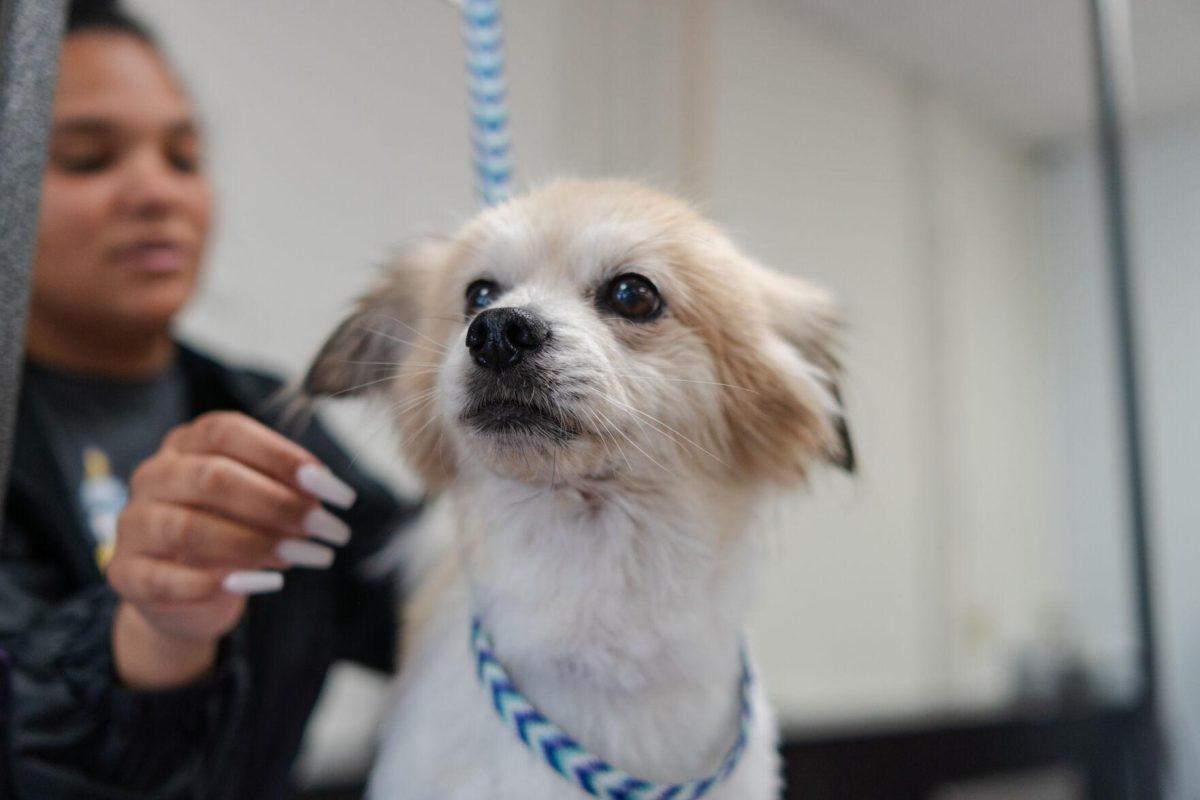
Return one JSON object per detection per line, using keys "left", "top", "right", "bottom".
{"left": 0, "top": 3, "right": 417, "bottom": 798}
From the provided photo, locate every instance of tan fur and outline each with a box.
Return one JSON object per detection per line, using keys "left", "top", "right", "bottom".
{"left": 661, "top": 237, "right": 846, "bottom": 483}
{"left": 307, "top": 179, "right": 849, "bottom": 490}
{"left": 400, "top": 544, "right": 462, "bottom": 656}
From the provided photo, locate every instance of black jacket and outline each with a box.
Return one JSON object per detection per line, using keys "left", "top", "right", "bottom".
{"left": 0, "top": 345, "right": 419, "bottom": 800}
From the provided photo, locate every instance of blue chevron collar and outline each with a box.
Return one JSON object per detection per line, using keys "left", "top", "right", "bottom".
{"left": 470, "top": 617, "right": 754, "bottom": 800}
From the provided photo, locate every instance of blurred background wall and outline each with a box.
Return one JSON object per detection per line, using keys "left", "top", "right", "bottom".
{"left": 1038, "top": 109, "right": 1200, "bottom": 798}
{"left": 124, "top": 1, "right": 1199, "bottom": 795}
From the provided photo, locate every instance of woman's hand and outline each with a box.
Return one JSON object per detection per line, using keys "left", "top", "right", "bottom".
{"left": 107, "top": 411, "right": 356, "bottom": 689}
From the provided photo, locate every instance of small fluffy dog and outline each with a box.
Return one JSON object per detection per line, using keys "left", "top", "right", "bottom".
{"left": 305, "top": 180, "right": 852, "bottom": 799}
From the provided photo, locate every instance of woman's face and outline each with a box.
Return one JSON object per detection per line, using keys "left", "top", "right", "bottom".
{"left": 32, "top": 31, "right": 212, "bottom": 335}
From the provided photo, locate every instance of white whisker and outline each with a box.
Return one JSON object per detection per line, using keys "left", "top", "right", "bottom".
{"left": 375, "top": 313, "right": 451, "bottom": 353}
{"left": 618, "top": 373, "right": 760, "bottom": 395}
{"left": 344, "top": 389, "right": 439, "bottom": 470}
{"left": 358, "top": 326, "right": 447, "bottom": 357}
{"left": 581, "top": 407, "right": 616, "bottom": 464}
{"left": 395, "top": 400, "right": 443, "bottom": 451}
{"left": 605, "top": 395, "right": 727, "bottom": 466}
{"left": 326, "top": 374, "right": 401, "bottom": 398}
{"left": 593, "top": 406, "right": 668, "bottom": 473}
{"left": 385, "top": 388, "right": 439, "bottom": 418}
{"left": 597, "top": 412, "right": 633, "bottom": 472}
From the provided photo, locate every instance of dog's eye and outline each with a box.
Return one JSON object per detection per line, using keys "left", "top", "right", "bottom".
{"left": 603, "top": 273, "right": 663, "bottom": 321}
{"left": 465, "top": 279, "right": 500, "bottom": 314}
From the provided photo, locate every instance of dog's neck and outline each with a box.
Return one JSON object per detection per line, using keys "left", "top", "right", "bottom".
{"left": 447, "top": 466, "right": 760, "bottom": 778}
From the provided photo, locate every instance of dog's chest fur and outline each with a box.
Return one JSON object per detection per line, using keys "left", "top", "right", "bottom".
{"left": 365, "top": 473, "right": 782, "bottom": 799}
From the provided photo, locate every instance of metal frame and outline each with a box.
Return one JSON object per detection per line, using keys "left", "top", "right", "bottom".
{"left": 1087, "top": 0, "right": 1163, "bottom": 795}
{"left": 0, "top": 0, "right": 67, "bottom": 525}
{"left": 1088, "top": 0, "right": 1157, "bottom": 712}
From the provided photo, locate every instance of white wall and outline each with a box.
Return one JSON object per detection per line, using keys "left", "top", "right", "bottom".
{"left": 707, "top": 1, "right": 1061, "bottom": 719}
{"left": 127, "top": 0, "right": 1119, "bottom": 783}
{"left": 1034, "top": 138, "right": 1141, "bottom": 704}
{"left": 923, "top": 97, "right": 1060, "bottom": 707}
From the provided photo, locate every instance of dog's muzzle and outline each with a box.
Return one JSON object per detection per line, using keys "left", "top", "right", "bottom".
{"left": 465, "top": 307, "right": 548, "bottom": 374}
{"left": 462, "top": 307, "right": 576, "bottom": 441}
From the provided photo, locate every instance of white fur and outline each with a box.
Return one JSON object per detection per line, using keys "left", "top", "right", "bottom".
{"left": 366, "top": 471, "right": 781, "bottom": 799}
{"left": 313, "top": 181, "right": 848, "bottom": 800}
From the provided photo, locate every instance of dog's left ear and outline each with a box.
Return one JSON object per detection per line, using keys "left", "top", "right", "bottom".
{"left": 757, "top": 267, "right": 856, "bottom": 473}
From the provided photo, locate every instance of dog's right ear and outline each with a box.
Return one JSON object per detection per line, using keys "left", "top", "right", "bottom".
{"left": 303, "top": 238, "right": 449, "bottom": 399}
{"left": 303, "top": 237, "right": 458, "bottom": 489}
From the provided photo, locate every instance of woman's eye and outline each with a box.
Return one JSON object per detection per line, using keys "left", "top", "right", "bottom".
{"left": 167, "top": 134, "right": 202, "bottom": 174}
{"left": 54, "top": 152, "right": 115, "bottom": 174}
{"left": 603, "top": 273, "right": 663, "bottom": 321}
{"left": 168, "top": 150, "right": 200, "bottom": 174}
{"left": 465, "top": 279, "right": 500, "bottom": 314}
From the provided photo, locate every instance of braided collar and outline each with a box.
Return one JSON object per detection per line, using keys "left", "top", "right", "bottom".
{"left": 471, "top": 618, "right": 753, "bottom": 800}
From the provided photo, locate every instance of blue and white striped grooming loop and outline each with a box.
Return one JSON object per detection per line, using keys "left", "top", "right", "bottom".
{"left": 461, "top": 0, "right": 513, "bottom": 207}
{"left": 456, "top": 2, "right": 753, "bottom": 794}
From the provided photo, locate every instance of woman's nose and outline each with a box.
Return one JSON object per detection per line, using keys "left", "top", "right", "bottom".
{"left": 115, "top": 151, "right": 189, "bottom": 218}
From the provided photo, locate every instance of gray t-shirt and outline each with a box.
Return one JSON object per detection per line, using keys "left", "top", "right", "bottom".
{"left": 22, "top": 360, "right": 189, "bottom": 567}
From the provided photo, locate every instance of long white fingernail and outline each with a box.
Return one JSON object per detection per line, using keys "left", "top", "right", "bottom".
{"left": 223, "top": 570, "right": 284, "bottom": 594}
{"left": 303, "top": 507, "right": 351, "bottom": 546}
{"left": 296, "top": 463, "right": 357, "bottom": 509}
{"left": 276, "top": 539, "right": 335, "bottom": 568}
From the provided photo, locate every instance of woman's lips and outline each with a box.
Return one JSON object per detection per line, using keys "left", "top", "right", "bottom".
{"left": 113, "top": 242, "right": 190, "bottom": 274}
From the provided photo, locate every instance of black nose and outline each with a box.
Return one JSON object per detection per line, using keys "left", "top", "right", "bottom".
{"left": 465, "top": 307, "right": 548, "bottom": 373}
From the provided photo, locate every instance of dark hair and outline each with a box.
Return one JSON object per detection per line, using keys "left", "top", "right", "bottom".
{"left": 67, "top": 0, "right": 156, "bottom": 44}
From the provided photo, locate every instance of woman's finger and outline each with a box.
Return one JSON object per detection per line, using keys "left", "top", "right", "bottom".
{"left": 124, "top": 501, "right": 333, "bottom": 569}
{"left": 108, "top": 556, "right": 223, "bottom": 604}
{"left": 167, "top": 411, "right": 356, "bottom": 508}
{"left": 131, "top": 453, "right": 350, "bottom": 545}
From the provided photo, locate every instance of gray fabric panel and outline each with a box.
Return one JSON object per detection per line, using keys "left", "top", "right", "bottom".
{"left": 0, "top": 0, "right": 67, "bottom": 522}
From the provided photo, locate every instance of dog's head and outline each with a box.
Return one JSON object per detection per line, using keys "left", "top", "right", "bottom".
{"left": 305, "top": 180, "right": 852, "bottom": 492}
